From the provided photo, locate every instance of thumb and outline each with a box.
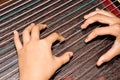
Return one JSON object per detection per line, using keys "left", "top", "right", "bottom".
{"left": 55, "top": 52, "right": 73, "bottom": 68}
{"left": 97, "top": 40, "right": 120, "bottom": 66}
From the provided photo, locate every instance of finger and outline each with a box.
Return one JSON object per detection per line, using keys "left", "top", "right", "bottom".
{"left": 96, "top": 8, "right": 100, "bottom": 11}
{"left": 81, "top": 14, "right": 113, "bottom": 29}
{"left": 45, "top": 32, "right": 65, "bottom": 45}
{"left": 84, "top": 9, "right": 115, "bottom": 19}
{"left": 97, "top": 40, "right": 120, "bottom": 66}
{"left": 85, "top": 24, "right": 120, "bottom": 42}
{"left": 14, "top": 30, "right": 22, "bottom": 52}
{"left": 55, "top": 52, "right": 73, "bottom": 68}
{"left": 22, "top": 23, "right": 34, "bottom": 44}
{"left": 31, "top": 24, "right": 46, "bottom": 40}
{"left": 85, "top": 27, "right": 112, "bottom": 42}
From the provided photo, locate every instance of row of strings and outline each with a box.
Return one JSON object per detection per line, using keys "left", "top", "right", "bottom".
{"left": 0, "top": 0, "right": 120, "bottom": 80}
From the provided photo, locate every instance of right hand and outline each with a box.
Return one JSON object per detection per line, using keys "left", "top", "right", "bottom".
{"left": 81, "top": 8, "right": 120, "bottom": 66}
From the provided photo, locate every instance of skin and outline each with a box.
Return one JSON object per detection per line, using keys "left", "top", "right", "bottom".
{"left": 13, "top": 9, "right": 120, "bottom": 80}
{"left": 81, "top": 8, "right": 120, "bottom": 66}
{"left": 13, "top": 23, "right": 73, "bottom": 80}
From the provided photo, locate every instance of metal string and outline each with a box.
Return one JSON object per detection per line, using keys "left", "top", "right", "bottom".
{"left": 105, "top": 62, "right": 120, "bottom": 80}
{"left": 0, "top": 0, "right": 86, "bottom": 74}
{"left": 0, "top": 0, "right": 94, "bottom": 73}
{"left": 57, "top": 37, "right": 108, "bottom": 78}
{"left": 55, "top": 1, "right": 120, "bottom": 79}
{"left": 1, "top": 0, "right": 96, "bottom": 47}
{"left": 0, "top": 0, "right": 83, "bottom": 37}
{"left": 74, "top": 43, "right": 114, "bottom": 80}
{"left": 2, "top": 0, "right": 93, "bottom": 53}
{"left": 0, "top": 0, "right": 51, "bottom": 26}
{"left": 61, "top": 6, "right": 120, "bottom": 79}
{"left": 0, "top": 0, "right": 119, "bottom": 79}
{"left": 1, "top": 0, "right": 83, "bottom": 60}
{"left": 54, "top": 0, "right": 118, "bottom": 55}
{"left": 46, "top": 0, "right": 94, "bottom": 27}
{"left": 41, "top": 0, "right": 106, "bottom": 37}
{"left": 0, "top": 59, "right": 17, "bottom": 73}
{"left": 87, "top": 56, "right": 120, "bottom": 80}
{"left": 0, "top": 0, "right": 12, "bottom": 7}
{"left": 0, "top": 0, "right": 117, "bottom": 70}
{"left": 0, "top": 0, "right": 118, "bottom": 65}
{"left": 0, "top": 0, "right": 31, "bottom": 17}
{"left": 0, "top": 0, "right": 61, "bottom": 45}
{"left": 0, "top": 67, "right": 18, "bottom": 80}
{"left": 83, "top": 8, "right": 120, "bottom": 80}
{"left": 13, "top": 3, "right": 120, "bottom": 80}
{"left": 0, "top": 0, "right": 41, "bottom": 22}
{"left": 89, "top": 57, "right": 120, "bottom": 79}
{"left": 0, "top": 0, "right": 21, "bottom": 12}
{"left": 0, "top": 0, "right": 88, "bottom": 62}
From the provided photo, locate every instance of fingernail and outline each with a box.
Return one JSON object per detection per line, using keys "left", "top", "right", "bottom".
{"left": 96, "top": 8, "right": 100, "bottom": 11}
{"left": 97, "top": 59, "right": 103, "bottom": 66}
{"left": 60, "top": 36, "right": 65, "bottom": 42}
{"left": 37, "top": 24, "right": 47, "bottom": 28}
{"left": 13, "top": 30, "right": 17, "bottom": 34}
{"left": 43, "top": 24, "right": 47, "bottom": 26}
{"left": 81, "top": 25, "right": 85, "bottom": 29}
{"left": 63, "top": 38, "right": 66, "bottom": 41}
{"left": 31, "top": 23, "right": 35, "bottom": 26}
{"left": 85, "top": 38, "right": 89, "bottom": 43}
{"left": 69, "top": 52, "right": 73, "bottom": 57}
{"left": 84, "top": 15, "right": 88, "bottom": 19}
{"left": 84, "top": 41, "right": 88, "bottom": 44}
{"left": 97, "top": 61, "right": 102, "bottom": 66}
{"left": 42, "top": 24, "right": 47, "bottom": 29}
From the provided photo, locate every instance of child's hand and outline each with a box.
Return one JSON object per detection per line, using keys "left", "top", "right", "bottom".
{"left": 81, "top": 9, "right": 120, "bottom": 66}
{"left": 14, "top": 23, "right": 73, "bottom": 80}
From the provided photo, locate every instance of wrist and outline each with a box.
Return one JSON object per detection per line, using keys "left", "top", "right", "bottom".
{"left": 20, "top": 71, "right": 49, "bottom": 80}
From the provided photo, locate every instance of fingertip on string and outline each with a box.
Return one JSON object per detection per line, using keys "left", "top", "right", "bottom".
{"left": 80, "top": 25, "right": 86, "bottom": 29}
{"left": 13, "top": 30, "right": 18, "bottom": 35}
{"left": 84, "top": 38, "right": 89, "bottom": 43}
{"left": 96, "top": 8, "right": 100, "bottom": 11}
{"left": 84, "top": 41, "right": 88, "bottom": 44}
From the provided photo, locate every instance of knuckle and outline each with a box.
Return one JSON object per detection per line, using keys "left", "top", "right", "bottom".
{"left": 33, "top": 25, "right": 37, "bottom": 30}
{"left": 66, "top": 56, "right": 70, "bottom": 62}
{"left": 22, "top": 30, "right": 26, "bottom": 35}
{"left": 94, "top": 13, "right": 101, "bottom": 16}
{"left": 31, "top": 25, "right": 38, "bottom": 31}
{"left": 87, "top": 18, "right": 92, "bottom": 23}
{"left": 93, "top": 28, "right": 99, "bottom": 35}
{"left": 94, "top": 13, "right": 103, "bottom": 19}
{"left": 102, "top": 53, "right": 113, "bottom": 62}
{"left": 62, "top": 57, "right": 69, "bottom": 64}
{"left": 104, "top": 56, "right": 110, "bottom": 62}
{"left": 95, "top": 27, "right": 100, "bottom": 31}
{"left": 53, "top": 32, "right": 58, "bottom": 35}
{"left": 22, "top": 28, "right": 29, "bottom": 34}
{"left": 114, "top": 24, "right": 120, "bottom": 35}
{"left": 52, "top": 32, "right": 59, "bottom": 36}
{"left": 114, "top": 24, "right": 120, "bottom": 30}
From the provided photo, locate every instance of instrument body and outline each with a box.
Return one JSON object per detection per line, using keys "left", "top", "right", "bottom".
{"left": 0, "top": 0, "right": 120, "bottom": 80}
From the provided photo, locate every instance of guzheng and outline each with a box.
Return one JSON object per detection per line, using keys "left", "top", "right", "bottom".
{"left": 0, "top": 0, "right": 120, "bottom": 80}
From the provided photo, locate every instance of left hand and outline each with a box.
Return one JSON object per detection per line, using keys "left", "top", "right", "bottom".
{"left": 14, "top": 23, "right": 73, "bottom": 80}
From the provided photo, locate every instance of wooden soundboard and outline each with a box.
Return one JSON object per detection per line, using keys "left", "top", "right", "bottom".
{"left": 0, "top": 0, "right": 120, "bottom": 80}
